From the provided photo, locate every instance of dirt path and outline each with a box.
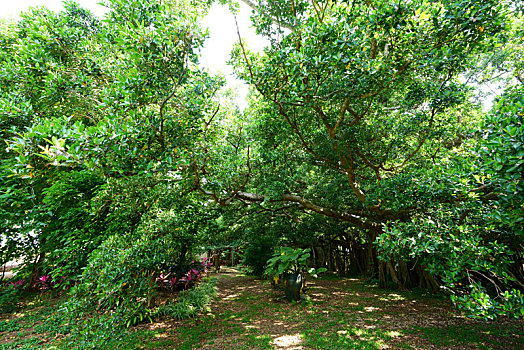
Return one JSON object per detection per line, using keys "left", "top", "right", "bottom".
{"left": 146, "top": 269, "right": 523, "bottom": 350}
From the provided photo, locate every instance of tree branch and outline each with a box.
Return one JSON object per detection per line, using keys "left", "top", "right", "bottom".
{"left": 234, "top": 191, "right": 378, "bottom": 230}
{"left": 238, "top": 0, "right": 295, "bottom": 31}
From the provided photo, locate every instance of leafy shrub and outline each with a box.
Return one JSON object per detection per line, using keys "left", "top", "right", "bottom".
{"left": 376, "top": 212, "right": 523, "bottom": 319}
{"left": 452, "top": 287, "right": 524, "bottom": 320}
{"left": 62, "top": 232, "right": 213, "bottom": 347}
{"left": 59, "top": 234, "right": 168, "bottom": 348}
{"left": 480, "top": 84, "right": 524, "bottom": 237}
{"left": 63, "top": 234, "right": 165, "bottom": 328}
{"left": 0, "top": 284, "right": 23, "bottom": 314}
{"left": 157, "top": 259, "right": 210, "bottom": 291}
{"left": 242, "top": 234, "right": 278, "bottom": 276}
{"left": 154, "top": 278, "right": 217, "bottom": 319}
{"left": 40, "top": 171, "right": 106, "bottom": 284}
{"left": 264, "top": 247, "right": 327, "bottom": 279}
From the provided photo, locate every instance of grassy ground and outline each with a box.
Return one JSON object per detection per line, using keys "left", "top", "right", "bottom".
{"left": 1, "top": 269, "right": 522, "bottom": 349}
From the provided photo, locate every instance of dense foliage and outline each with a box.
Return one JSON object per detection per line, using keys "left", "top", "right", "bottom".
{"left": 0, "top": 0, "right": 522, "bottom": 332}
{"left": 228, "top": 0, "right": 523, "bottom": 319}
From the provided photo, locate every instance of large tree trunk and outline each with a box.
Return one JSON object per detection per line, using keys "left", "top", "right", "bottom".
{"left": 419, "top": 265, "right": 440, "bottom": 293}
{"left": 398, "top": 260, "right": 413, "bottom": 289}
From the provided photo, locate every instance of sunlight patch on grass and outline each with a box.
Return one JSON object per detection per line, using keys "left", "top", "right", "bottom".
{"left": 364, "top": 306, "right": 381, "bottom": 312}
{"left": 385, "top": 330, "right": 402, "bottom": 338}
{"left": 352, "top": 328, "right": 365, "bottom": 336}
{"left": 149, "top": 322, "right": 168, "bottom": 330}
{"left": 273, "top": 333, "right": 303, "bottom": 348}
{"left": 223, "top": 293, "right": 240, "bottom": 300}
{"left": 379, "top": 293, "right": 406, "bottom": 302}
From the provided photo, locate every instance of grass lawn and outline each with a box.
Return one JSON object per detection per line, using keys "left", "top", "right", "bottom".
{"left": 1, "top": 269, "right": 522, "bottom": 349}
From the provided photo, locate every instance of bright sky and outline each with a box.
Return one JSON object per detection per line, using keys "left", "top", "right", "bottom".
{"left": 0, "top": 0, "right": 108, "bottom": 18}
{"left": 0, "top": 0, "right": 268, "bottom": 109}
{"left": 201, "top": 2, "right": 269, "bottom": 108}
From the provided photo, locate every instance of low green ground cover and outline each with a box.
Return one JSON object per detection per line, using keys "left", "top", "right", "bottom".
{"left": 1, "top": 271, "right": 522, "bottom": 349}
{"left": 0, "top": 278, "right": 217, "bottom": 349}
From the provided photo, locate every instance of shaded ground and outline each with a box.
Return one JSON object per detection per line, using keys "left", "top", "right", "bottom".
{"left": 1, "top": 268, "right": 523, "bottom": 349}
{"left": 142, "top": 269, "right": 523, "bottom": 350}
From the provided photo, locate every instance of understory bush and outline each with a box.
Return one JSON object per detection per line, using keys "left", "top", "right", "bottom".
{"left": 40, "top": 171, "right": 107, "bottom": 285}
{"left": 242, "top": 233, "right": 278, "bottom": 276}
{"left": 377, "top": 213, "right": 524, "bottom": 320}
{"left": 62, "top": 235, "right": 162, "bottom": 348}
{"left": 154, "top": 277, "right": 217, "bottom": 319}
{"left": 58, "top": 232, "right": 213, "bottom": 348}
{"left": 0, "top": 285, "right": 21, "bottom": 313}
{"left": 63, "top": 234, "right": 167, "bottom": 328}
{"left": 452, "top": 287, "right": 524, "bottom": 320}
{"left": 63, "top": 279, "right": 217, "bottom": 349}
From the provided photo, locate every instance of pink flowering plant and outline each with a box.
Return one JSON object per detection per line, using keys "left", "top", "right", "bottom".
{"left": 37, "top": 275, "right": 52, "bottom": 289}
{"left": 156, "top": 258, "right": 208, "bottom": 291}
{"left": 8, "top": 279, "right": 25, "bottom": 289}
